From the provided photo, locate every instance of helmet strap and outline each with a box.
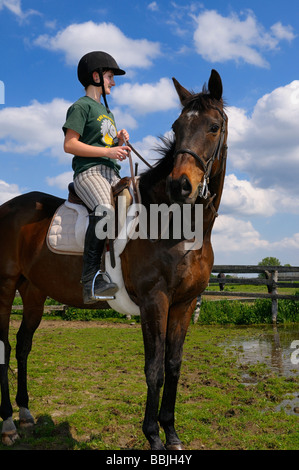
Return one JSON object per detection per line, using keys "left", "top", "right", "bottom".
{"left": 90, "top": 68, "right": 110, "bottom": 113}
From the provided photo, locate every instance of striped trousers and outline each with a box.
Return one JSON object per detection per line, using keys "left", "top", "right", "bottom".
{"left": 73, "top": 164, "right": 120, "bottom": 211}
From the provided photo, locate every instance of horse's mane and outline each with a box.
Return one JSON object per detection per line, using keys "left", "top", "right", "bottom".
{"left": 139, "top": 136, "right": 176, "bottom": 190}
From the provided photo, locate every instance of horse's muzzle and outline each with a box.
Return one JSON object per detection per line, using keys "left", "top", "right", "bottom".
{"left": 166, "top": 174, "right": 193, "bottom": 204}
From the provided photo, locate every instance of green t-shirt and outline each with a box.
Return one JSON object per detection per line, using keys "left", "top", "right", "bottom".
{"left": 63, "top": 96, "right": 121, "bottom": 178}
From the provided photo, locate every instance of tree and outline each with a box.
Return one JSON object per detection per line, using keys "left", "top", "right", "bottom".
{"left": 258, "top": 257, "right": 281, "bottom": 279}
{"left": 258, "top": 257, "right": 281, "bottom": 267}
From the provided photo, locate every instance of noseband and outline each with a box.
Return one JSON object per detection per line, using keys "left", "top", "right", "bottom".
{"left": 174, "top": 106, "right": 228, "bottom": 199}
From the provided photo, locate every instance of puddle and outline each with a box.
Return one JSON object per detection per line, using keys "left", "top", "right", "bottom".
{"left": 229, "top": 324, "right": 299, "bottom": 378}
{"left": 226, "top": 324, "right": 299, "bottom": 415}
{"left": 275, "top": 393, "right": 299, "bottom": 416}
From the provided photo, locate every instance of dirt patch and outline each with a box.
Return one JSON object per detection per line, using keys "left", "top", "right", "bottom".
{"left": 10, "top": 319, "right": 140, "bottom": 330}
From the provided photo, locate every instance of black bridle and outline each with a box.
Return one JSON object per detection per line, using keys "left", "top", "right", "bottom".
{"left": 174, "top": 106, "right": 228, "bottom": 199}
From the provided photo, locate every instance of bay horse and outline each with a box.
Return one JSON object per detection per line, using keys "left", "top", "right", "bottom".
{"left": 0, "top": 70, "right": 228, "bottom": 449}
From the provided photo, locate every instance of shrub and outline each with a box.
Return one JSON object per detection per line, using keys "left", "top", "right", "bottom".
{"left": 197, "top": 298, "right": 299, "bottom": 325}
{"left": 61, "top": 307, "right": 127, "bottom": 321}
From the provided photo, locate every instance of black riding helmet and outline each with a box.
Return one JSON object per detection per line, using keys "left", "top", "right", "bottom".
{"left": 77, "top": 51, "right": 126, "bottom": 112}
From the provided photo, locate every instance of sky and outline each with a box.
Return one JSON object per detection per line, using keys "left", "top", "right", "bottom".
{"left": 0, "top": 0, "right": 299, "bottom": 266}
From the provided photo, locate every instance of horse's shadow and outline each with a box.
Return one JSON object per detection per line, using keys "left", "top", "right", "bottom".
{"left": 0, "top": 415, "right": 78, "bottom": 450}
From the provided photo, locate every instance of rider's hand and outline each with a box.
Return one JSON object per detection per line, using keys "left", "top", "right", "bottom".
{"left": 117, "top": 129, "right": 130, "bottom": 145}
{"left": 108, "top": 145, "right": 130, "bottom": 161}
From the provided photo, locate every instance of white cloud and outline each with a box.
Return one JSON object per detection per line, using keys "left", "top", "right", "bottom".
{"left": 0, "top": 179, "right": 21, "bottom": 204}
{"left": 0, "top": 0, "right": 38, "bottom": 20}
{"left": 270, "top": 22, "right": 296, "bottom": 41}
{"left": 211, "top": 214, "right": 299, "bottom": 265}
{"left": 193, "top": 10, "right": 295, "bottom": 67}
{"left": 274, "top": 232, "right": 299, "bottom": 250}
{"left": 0, "top": 98, "right": 70, "bottom": 160}
{"left": 212, "top": 214, "right": 269, "bottom": 253}
{"left": 112, "top": 78, "right": 179, "bottom": 114}
{"left": 34, "top": 21, "right": 161, "bottom": 69}
{"left": 148, "top": 2, "right": 159, "bottom": 11}
{"left": 46, "top": 171, "right": 73, "bottom": 190}
{"left": 222, "top": 174, "right": 276, "bottom": 216}
{"left": 0, "top": 0, "right": 22, "bottom": 15}
{"left": 111, "top": 107, "right": 138, "bottom": 131}
{"left": 221, "top": 174, "right": 299, "bottom": 217}
{"left": 227, "top": 80, "right": 299, "bottom": 193}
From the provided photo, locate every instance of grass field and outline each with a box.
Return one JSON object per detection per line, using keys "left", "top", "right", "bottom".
{"left": 205, "top": 282, "right": 299, "bottom": 295}
{"left": 1, "top": 318, "right": 298, "bottom": 450}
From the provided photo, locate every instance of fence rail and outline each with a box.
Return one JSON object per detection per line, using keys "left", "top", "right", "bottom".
{"left": 12, "top": 265, "right": 299, "bottom": 324}
{"left": 202, "top": 265, "right": 299, "bottom": 323}
{"left": 12, "top": 304, "right": 67, "bottom": 313}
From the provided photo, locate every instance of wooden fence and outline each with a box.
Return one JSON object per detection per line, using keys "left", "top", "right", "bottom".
{"left": 12, "top": 304, "right": 67, "bottom": 313}
{"left": 200, "top": 265, "right": 299, "bottom": 323}
{"left": 12, "top": 265, "right": 299, "bottom": 324}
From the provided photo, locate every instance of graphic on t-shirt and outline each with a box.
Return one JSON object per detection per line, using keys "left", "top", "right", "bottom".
{"left": 98, "top": 115, "right": 117, "bottom": 146}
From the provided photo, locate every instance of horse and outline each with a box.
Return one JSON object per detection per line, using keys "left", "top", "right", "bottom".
{"left": 0, "top": 69, "right": 228, "bottom": 450}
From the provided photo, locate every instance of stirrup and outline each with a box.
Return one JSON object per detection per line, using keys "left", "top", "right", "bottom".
{"left": 91, "top": 270, "right": 116, "bottom": 300}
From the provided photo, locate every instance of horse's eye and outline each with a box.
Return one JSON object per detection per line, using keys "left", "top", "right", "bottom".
{"left": 210, "top": 124, "right": 220, "bottom": 134}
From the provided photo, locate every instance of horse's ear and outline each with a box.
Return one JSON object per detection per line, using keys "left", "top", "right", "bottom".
{"left": 208, "top": 69, "right": 223, "bottom": 101}
{"left": 172, "top": 78, "right": 192, "bottom": 105}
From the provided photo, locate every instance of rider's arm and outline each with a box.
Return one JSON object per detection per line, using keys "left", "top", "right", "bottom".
{"left": 64, "top": 128, "right": 129, "bottom": 161}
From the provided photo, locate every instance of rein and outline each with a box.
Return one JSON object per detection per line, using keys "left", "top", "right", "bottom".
{"left": 174, "top": 106, "right": 227, "bottom": 199}
{"left": 127, "top": 142, "right": 153, "bottom": 169}
{"left": 123, "top": 138, "right": 153, "bottom": 203}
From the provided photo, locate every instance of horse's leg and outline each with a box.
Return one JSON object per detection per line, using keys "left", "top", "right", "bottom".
{"left": 141, "top": 295, "right": 169, "bottom": 450}
{"left": 15, "top": 281, "right": 46, "bottom": 428}
{"left": 0, "top": 277, "right": 19, "bottom": 445}
{"left": 159, "top": 300, "right": 195, "bottom": 450}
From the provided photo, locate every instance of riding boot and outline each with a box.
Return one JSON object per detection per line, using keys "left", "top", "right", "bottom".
{"left": 81, "top": 211, "right": 118, "bottom": 304}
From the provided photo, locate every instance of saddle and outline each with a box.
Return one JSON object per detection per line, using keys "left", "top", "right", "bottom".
{"left": 46, "top": 177, "right": 135, "bottom": 259}
{"left": 46, "top": 177, "right": 141, "bottom": 316}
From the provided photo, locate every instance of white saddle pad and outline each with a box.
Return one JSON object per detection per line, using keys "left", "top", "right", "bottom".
{"left": 47, "top": 201, "right": 88, "bottom": 254}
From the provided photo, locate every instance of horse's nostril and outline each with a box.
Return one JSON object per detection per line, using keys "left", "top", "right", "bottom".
{"left": 166, "top": 175, "right": 192, "bottom": 202}
{"left": 180, "top": 176, "right": 192, "bottom": 197}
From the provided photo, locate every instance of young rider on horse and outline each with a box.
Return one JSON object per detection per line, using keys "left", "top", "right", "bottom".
{"left": 63, "top": 51, "right": 130, "bottom": 304}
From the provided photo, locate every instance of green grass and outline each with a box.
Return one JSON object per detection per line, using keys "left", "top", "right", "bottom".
{"left": 1, "top": 321, "right": 298, "bottom": 450}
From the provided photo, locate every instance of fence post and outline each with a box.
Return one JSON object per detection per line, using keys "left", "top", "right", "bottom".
{"left": 193, "top": 296, "right": 202, "bottom": 324}
{"left": 271, "top": 270, "right": 278, "bottom": 323}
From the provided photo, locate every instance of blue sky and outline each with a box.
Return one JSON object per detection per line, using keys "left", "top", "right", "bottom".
{"left": 0, "top": 0, "right": 299, "bottom": 265}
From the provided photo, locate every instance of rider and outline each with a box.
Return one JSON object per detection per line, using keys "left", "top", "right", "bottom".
{"left": 63, "top": 51, "right": 130, "bottom": 304}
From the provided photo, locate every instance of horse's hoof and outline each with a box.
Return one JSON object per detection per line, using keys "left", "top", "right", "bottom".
{"left": 19, "top": 418, "right": 35, "bottom": 429}
{"left": 166, "top": 443, "right": 184, "bottom": 450}
{"left": 19, "top": 407, "right": 35, "bottom": 428}
{"left": 1, "top": 431, "right": 20, "bottom": 446}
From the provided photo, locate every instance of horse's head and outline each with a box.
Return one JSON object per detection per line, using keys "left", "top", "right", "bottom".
{"left": 166, "top": 70, "right": 228, "bottom": 205}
